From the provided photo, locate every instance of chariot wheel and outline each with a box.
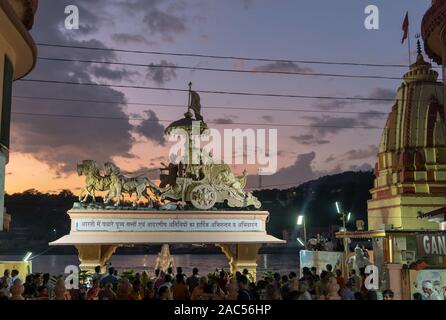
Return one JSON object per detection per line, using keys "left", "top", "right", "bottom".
{"left": 190, "top": 184, "right": 217, "bottom": 210}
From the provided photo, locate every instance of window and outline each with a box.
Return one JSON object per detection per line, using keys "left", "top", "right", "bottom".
{"left": 1, "top": 55, "right": 13, "bottom": 149}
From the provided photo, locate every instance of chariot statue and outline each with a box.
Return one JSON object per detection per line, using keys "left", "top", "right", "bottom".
{"left": 76, "top": 83, "right": 262, "bottom": 211}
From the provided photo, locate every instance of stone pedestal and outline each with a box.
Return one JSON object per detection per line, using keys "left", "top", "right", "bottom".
{"left": 51, "top": 208, "right": 285, "bottom": 275}
{"left": 75, "top": 245, "right": 118, "bottom": 273}
{"left": 217, "top": 243, "right": 262, "bottom": 282}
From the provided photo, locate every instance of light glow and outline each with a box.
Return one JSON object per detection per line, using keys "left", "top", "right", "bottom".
{"left": 297, "top": 215, "right": 304, "bottom": 225}
{"left": 297, "top": 238, "right": 305, "bottom": 247}
{"left": 335, "top": 202, "right": 341, "bottom": 214}
{"left": 23, "top": 252, "right": 32, "bottom": 262}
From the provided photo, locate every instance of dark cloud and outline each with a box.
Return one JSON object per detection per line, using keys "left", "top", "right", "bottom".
{"left": 119, "top": 0, "right": 187, "bottom": 42}
{"left": 253, "top": 61, "right": 312, "bottom": 73}
{"left": 91, "top": 66, "right": 139, "bottom": 81}
{"left": 291, "top": 134, "right": 330, "bottom": 146}
{"left": 261, "top": 115, "right": 273, "bottom": 123}
{"left": 146, "top": 60, "right": 178, "bottom": 85}
{"left": 212, "top": 118, "right": 234, "bottom": 125}
{"left": 134, "top": 110, "right": 166, "bottom": 145}
{"left": 246, "top": 152, "right": 319, "bottom": 189}
{"left": 143, "top": 8, "right": 186, "bottom": 42}
{"left": 368, "top": 88, "right": 395, "bottom": 105}
{"left": 313, "top": 99, "right": 349, "bottom": 110}
{"left": 9, "top": 0, "right": 147, "bottom": 174}
{"left": 111, "top": 33, "right": 155, "bottom": 46}
{"left": 341, "top": 145, "right": 378, "bottom": 161}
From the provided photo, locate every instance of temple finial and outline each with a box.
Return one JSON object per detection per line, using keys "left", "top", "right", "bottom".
{"left": 415, "top": 33, "right": 422, "bottom": 55}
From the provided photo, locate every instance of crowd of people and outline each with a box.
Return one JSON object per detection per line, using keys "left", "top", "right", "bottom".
{"left": 0, "top": 264, "right": 443, "bottom": 300}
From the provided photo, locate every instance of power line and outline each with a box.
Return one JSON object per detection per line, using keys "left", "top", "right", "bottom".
{"left": 36, "top": 56, "right": 408, "bottom": 81}
{"left": 12, "top": 95, "right": 389, "bottom": 116}
{"left": 36, "top": 42, "right": 417, "bottom": 69}
{"left": 11, "top": 111, "right": 383, "bottom": 130}
{"left": 18, "top": 78, "right": 397, "bottom": 102}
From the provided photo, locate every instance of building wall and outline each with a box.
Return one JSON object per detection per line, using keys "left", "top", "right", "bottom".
{"left": 0, "top": 1, "right": 36, "bottom": 231}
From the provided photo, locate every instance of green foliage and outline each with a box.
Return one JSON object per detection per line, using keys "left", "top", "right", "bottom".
{"left": 263, "top": 270, "right": 275, "bottom": 279}
{"left": 120, "top": 270, "right": 135, "bottom": 281}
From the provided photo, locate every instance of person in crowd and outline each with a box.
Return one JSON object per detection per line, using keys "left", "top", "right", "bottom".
{"left": 92, "top": 266, "right": 102, "bottom": 282}
{"left": 225, "top": 277, "right": 239, "bottom": 300}
{"left": 354, "top": 292, "right": 365, "bottom": 300}
{"left": 383, "top": 289, "right": 394, "bottom": 300}
{"left": 10, "top": 279, "right": 25, "bottom": 300}
{"left": 315, "top": 271, "right": 329, "bottom": 297}
{"left": 143, "top": 281, "right": 155, "bottom": 300}
{"left": 113, "top": 269, "right": 120, "bottom": 280}
{"left": 54, "top": 278, "right": 71, "bottom": 300}
{"left": 176, "top": 267, "right": 186, "bottom": 283}
{"left": 23, "top": 275, "right": 36, "bottom": 298}
{"left": 413, "top": 292, "right": 423, "bottom": 300}
{"left": 154, "top": 270, "right": 165, "bottom": 292}
{"left": 340, "top": 279, "right": 355, "bottom": 300}
{"left": 297, "top": 281, "right": 312, "bottom": 300}
{"left": 326, "top": 264, "right": 334, "bottom": 277}
{"left": 217, "top": 270, "right": 228, "bottom": 294}
{"left": 272, "top": 272, "right": 281, "bottom": 289}
{"left": 359, "top": 267, "right": 368, "bottom": 294}
{"left": 153, "top": 268, "right": 160, "bottom": 282}
{"left": 200, "top": 281, "right": 223, "bottom": 300}
{"left": 335, "top": 269, "right": 345, "bottom": 289}
{"left": 167, "top": 267, "right": 174, "bottom": 280}
{"left": 421, "top": 280, "right": 443, "bottom": 300}
{"left": 11, "top": 270, "right": 20, "bottom": 284}
{"left": 98, "top": 282, "right": 116, "bottom": 300}
{"left": 186, "top": 268, "right": 200, "bottom": 294}
{"left": 171, "top": 274, "right": 189, "bottom": 300}
{"left": 310, "top": 267, "right": 320, "bottom": 282}
{"left": 237, "top": 275, "right": 253, "bottom": 300}
{"left": 158, "top": 274, "right": 173, "bottom": 296}
{"left": 242, "top": 268, "right": 252, "bottom": 283}
{"left": 38, "top": 285, "right": 49, "bottom": 300}
{"left": 158, "top": 285, "right": 173, "bottom": 300}
{"left": 100, "top": 267, "right": 118, "bottom": 288}
{"left": 348, "top": 269, "right": 362, "bottom": 293}
{"left": 265, "top": 284, "right": 281, "bottom": 300}
{"left": 191, "top": 276, "right": 207, "bottom": 300}
{"left": 256, "top": 280, "right": 268, "bottom": 300}
{"left": 128, "top": 280, "right": 142, "bottom": 300}
{"left": 141, "top": 271, "right": 149, "bottom": 290}
{"left": 0, "top": 277, "right": 11, "bottom": 299}
{"left": 42, "top": 273, "right": 54, "bottom": 299}
{"left": 116, "top": 278, "right": 131, "bottom": 300}
{"left": 366, "top": 290, "right": 379, "bottom": 300}
{"left": 0, "top": 269, "right": 11, "bottom": 288}
{"left": 86, "top": 279, "right": 100, "bottom": 300}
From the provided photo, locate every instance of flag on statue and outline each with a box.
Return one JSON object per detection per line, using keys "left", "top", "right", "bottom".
{"left": 190, "top": 91, "right": 203, "bottom": 121}
{"left": 401, "top": 12, "right": 409, "bottom": 44}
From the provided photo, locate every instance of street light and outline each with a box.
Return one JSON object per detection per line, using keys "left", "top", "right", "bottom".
{"left": 297, "top": 215, "right": 307, "bottom": 249}
{"left": 23, "top": 252, "right": 32, "bottom": 262}
{"left": 347, "top": 212, "right": 352, "bottom": 222}
{"left": 335, "top": 201, "right": 341, "bottom": 214}
{"left": 296, "top": 238, "right": 305, "bottom": 247}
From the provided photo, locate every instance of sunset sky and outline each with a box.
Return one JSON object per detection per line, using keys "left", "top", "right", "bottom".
{"left": 6, "top": 0, "right": 433, "bottom": 194}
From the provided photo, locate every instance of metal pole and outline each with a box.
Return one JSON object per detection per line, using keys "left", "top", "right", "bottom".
{"left": 303, "top": 217, "right": 307, "bottom": 250}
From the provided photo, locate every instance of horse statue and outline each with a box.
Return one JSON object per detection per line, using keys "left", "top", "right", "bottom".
{"left": 103, "top": 162, "right": 161, "bottom": 207}
{"left": 77, "top": 160, "right": 160, "bottom": 207}
{"left": 77, "top": 160, "right": 111, "bottom": 203}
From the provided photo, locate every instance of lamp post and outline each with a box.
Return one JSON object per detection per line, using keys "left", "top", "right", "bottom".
{"left": 297, "top": 215, "right": 307, "bottom": 249}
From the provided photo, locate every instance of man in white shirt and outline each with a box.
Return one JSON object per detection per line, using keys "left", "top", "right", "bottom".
{"left": 422, "top": 281, "right": 443, "bottom": 300}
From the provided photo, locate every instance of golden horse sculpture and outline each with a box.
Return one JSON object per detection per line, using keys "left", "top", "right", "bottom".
{"left": 76, "top": 160, "right": 161, "bottom": 207}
